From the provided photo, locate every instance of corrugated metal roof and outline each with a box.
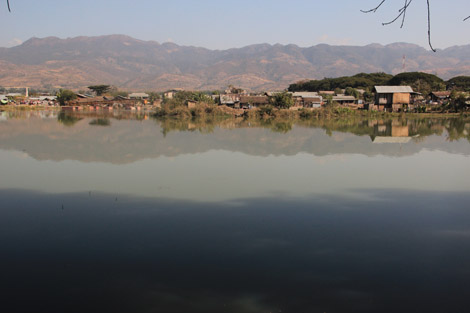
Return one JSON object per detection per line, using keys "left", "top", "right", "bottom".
{"left": 291, "top": 92, "right": 319, "bottom": 98}
{"left": 431, "top": 91, "right": 451, "bottom": 97}
{"left": 333, "top": 95, "right": 356, "bottom": 101}
{"left": 375, "top": 86, "right": 413, "bottom": 93}
{"left": 129, "top": 93, "right": 149, "bottom": 98}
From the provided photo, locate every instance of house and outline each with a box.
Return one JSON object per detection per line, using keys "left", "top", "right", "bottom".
{"left": 219, "top": 94, "right": 241, "bottom": 107}
{"left": 430, "top": 91, "right": 451, "bottom": 104}
{"left": 290, "top": 92, "right": 322, "bottom": 108}
{"left": 319, "top": 91, "right": 335, "bottom": 96}
{"left": 76, "top": 93, "right": 92, "bottom": 99}
{"left": 129, "top": 93, "right": 149, "bottom": 100}
{"left": 164, "top": 89, "right": 184, "bottom": 99}
{"left": 186, "top": 100, "right": 197, "bottom": 109}
{"left": 374, "top": 86, "right": 414, "bottom": 112}
{"left": 39, "top": 96, "right": 57, "bottom": 101}
{"left": 239, "top": 96, "right": 269, "bottom": 108}
{"left": 332, "top": 95, "right": 357, "bottom": 105}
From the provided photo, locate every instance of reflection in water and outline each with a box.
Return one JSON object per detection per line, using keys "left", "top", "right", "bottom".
{"left": 0, "top": 189, "right": 469, "bottom": 313}
{"left": 0, "top": 112, "right": 469, "bottom": 312}
{"left": 89, "top": 118, "right": 111, "bottom": 126}
{"left": 57, "top": 112, "right": 83, "bottom": 127}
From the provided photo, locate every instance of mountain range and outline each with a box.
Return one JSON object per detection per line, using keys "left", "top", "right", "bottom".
{"left": 1, "top": 35, "right": 470, "bottom": 91}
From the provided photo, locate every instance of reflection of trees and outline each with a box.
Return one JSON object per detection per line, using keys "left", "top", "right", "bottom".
{"left": 89, "top": 118, "right": 111, "bottom": 126}
{"left": 57, "top": 112, "right": 82, "bottom": 127}
{"left": 152, "top": 114, "right": 470, "bottom": 141}
{"left": 445, "top": 119, "right": 470, "bottom": 142}
{"left": 259, "top": 119, "right": 293, "bottom": 134}
{"left": 157, "top": 117, "right": 218, "bottom": 137}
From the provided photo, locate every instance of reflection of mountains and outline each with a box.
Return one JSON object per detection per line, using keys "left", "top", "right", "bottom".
{"left": 0, "top": 117, "right": 469, "bottom": 164}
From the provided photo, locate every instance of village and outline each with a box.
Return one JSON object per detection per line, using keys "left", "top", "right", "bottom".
{"left": 1, "top": 73, "right": 469, "bottom": 114}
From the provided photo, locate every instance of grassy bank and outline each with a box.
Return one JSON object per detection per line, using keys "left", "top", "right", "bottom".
{"left": 0, "top": 105, "right": 60, "bottom": 112}
{"left": 152, "top": 103, "right": 469, "bottom": 121}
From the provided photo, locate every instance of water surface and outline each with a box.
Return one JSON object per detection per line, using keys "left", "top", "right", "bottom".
{"left": 1, "top": 111, "right": 469, "bottom": 312}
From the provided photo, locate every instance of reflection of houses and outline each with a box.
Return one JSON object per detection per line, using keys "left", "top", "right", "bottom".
{"left": 291, "top": 92, "right": 322, "bottom": 108}
{"left": 373, "top": 86, "right": 414, "bottom": 112}
{"left": 430, "top": 91, "right": 451, "bottom": 105}
{"left": 370, "top": 120, "right": 415, "bottom": 143}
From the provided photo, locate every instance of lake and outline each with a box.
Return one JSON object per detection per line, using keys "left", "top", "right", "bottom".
{"left": 1, "top": 110, "right": 469, "bottom": 313}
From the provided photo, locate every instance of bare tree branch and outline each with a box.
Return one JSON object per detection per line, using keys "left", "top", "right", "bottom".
{"left": 362, "top": 1, "right": 469, "bottom": 52}
{"left": 382, "top": 0, "right": 413, "bottom": 27}
{"left": 426, "top": 0, "right": 436, "bottom": 52}
{"left": 361, "top": 0, "right": 438, "bottom": 51}
{"left": 7, "top": 0, "right": 11, "bottom": 12}
{"left": 400, "top": 0, "right": 413, "bottom": 28}
{"left": 360, "top": 0, "right": 386, "bottom": 13}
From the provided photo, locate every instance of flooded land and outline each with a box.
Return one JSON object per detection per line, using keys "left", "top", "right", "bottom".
{"left": 1, "top": 110, "right": 469, "bottom": 313}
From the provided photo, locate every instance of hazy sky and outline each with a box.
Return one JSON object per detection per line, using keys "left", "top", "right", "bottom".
{"left": 1, "top": 0, "right": 469, "bottom": 50}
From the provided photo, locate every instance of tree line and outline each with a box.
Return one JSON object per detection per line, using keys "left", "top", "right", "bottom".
{"left": 288, "top": 72, "right": 470, "bottom": 95}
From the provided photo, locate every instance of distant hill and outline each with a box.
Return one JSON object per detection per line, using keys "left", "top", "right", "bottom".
{"left": 1, "top": 35, "right": 470, "bottom": 91}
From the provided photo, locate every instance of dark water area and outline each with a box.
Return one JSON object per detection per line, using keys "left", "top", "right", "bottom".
{"left": 1, "top": 112, "right": 470, "bottom": 312}
{"left": 1, "top": 189, "right": 470, "bottom": 313}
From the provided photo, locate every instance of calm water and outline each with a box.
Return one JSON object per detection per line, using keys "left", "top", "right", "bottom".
{"left": 1, "top": 111, "right": 470, "bottom": 313}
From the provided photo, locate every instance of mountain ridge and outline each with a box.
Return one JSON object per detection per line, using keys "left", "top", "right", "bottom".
{"left": 1, "top": 35, "right": 470, "bottom": 91}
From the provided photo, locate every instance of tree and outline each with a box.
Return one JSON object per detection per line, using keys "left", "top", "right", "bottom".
{"left": 270, "top": 92, "right": 294, "bottom": 109}
{"left": 389, "top": 72, "right": 444, "bottom": 94}
{"left": 447, "top": 76, "right": 470, "bottom": 91}
{"left": 362, "top": 1, "right": 470, "bottom": 52}
{"left": 345, "top": 87, "right": 360, "bottom": 99}
{"left": 87, "top": 85, "right": 111, "bottom": 96}
{"left": 56, "top": 89, "right": 77, "bottom": 106}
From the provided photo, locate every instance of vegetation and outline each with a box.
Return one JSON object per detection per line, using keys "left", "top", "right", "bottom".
{"left": 110, "top": 90, "right": 129, "bottom": 98}
{"left": 57, "top": 112, "right": 82, "bottom": 126}
{"left": 447, "top": 76, "right": 470, "bottom": 91}
{"left": 88, "top": 85, "right": 111, "bottom": 96}
{"left": 147, "top": 92, "right": 161, "bottom": 103}
{"left": 89, "top": 118, "right": 111, "bottom": 126}
{"left": 270, "top": 92, "right": 294, "bottom": 109}
{"left": 162, "top": 91, "right": 214, "bottom": 108}
{"left": 389, "top": 72, "right": 445, "bottom": 94}
{"left": 289, "top": 71, "right": 470, "bottom": 97}
{"left": 56, "top": 89, "right": 77, "bottom": 106}
{"left": 288, "top": 73, "right": 393, "bottom": 92}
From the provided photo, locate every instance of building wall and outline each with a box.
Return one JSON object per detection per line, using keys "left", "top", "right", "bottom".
{"left": 392, "top": 93, "right": 410, "bottom": 104}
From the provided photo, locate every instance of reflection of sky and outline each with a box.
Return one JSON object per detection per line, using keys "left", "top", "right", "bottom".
{"left": 1, "top": 189, "right": 469, "bottom": 313}
{"left": 1, "top": 148, "right": 469, "bottom": 201}
{"left": 2, "top": 117, "right": 470, "bottom": 312}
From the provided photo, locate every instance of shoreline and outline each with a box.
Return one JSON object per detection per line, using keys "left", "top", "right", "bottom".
{"left": 1, "top": 104, "right": 468, "bottom": 119}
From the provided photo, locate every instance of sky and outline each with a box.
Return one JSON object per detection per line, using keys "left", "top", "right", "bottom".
{"left": 1, "top": 0, "right": 469, "bottom": 50}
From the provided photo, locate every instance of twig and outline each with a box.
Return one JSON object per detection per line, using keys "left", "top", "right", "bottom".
{"left": 400, "top": 0, "right": 413, "bottom": 28}
{"left": 427, "top": 0, "right": 436, "bottom": 52}
{"left": 361, "top": 0, "right": 437, "bottom": 52}
{"left": 382, "top": 0, "right": 413, "bottom": 27}
{"left": 7, "top": 0, "right": 10, "bottom": 12}
{"left": 464, "top": 16, "right": 470, "bottom": 21}
{"left": 360, "top": 0, "right": 386, "bottom": 13}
